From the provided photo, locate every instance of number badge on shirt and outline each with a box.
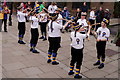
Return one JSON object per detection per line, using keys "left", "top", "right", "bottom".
{"left": 102, "top": 32, "right": 106, "bottom": 37}
{"left": 76, "top": 38, "right": 80, "bottom": 44}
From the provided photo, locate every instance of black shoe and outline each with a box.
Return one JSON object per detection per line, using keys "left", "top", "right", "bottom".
{"left": 30, "top": 48, "right": 33, "bottom": 51}
{"left": 47, "top": 59, "right": 51, "bottom": 63}
{"left": 26, "top": 20, "right": 29, "bottom": 22}
{"left": 39, "top": 36, "right": 44, "bottom": 39}
{"left": 32, "top": 49, "right": 39, "bottom": 53}
{"left": 61, "top": 31, "right": 65, "bottom": 33}
{"left": 93, "top": 61, "right": 100, "bottom": 66}
{"left": 9, "top": 22, "right": 12, "bottom": 26}
{"left": 68, "top": 30, "right": 72, "bottom": 32}
{"left": 4, "top": 31, "right": 7, "bottom": 32}
{"left": 18, "top": 40, "right": 21, "bottom": 43}
{"left": 74, "top": 74, "right": 82, "bottom": 79}
{"left": 68, "top": 71, "right": 74, "bottom": 75}
{"left": 19, "top": 41, "right": 26, "bottom": 44}
{"left": 98, "top": 63, "right": 104, "bottom": 69}
{"left": 43, "top": 38, "right": 47, "bottom": 41}
{"left": 52, "top": 61, "right": 59, "bottom": 65}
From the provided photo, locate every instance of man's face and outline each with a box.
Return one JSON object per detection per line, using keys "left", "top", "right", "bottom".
{"left": 28, "top": 1, "right": 30, "bottom": 4}
{"left": 42, "top": 2, "right": 45, "bottom": 5}
{"left": 83, "top": 2, "right": 86, "bottom": 6}
{"left": 100, "top": 7, "right": 102, "bottom": 11}
{"left": 77, "top": 8, "right": 80, "bottom": 12}
{"left": 64, "top": 7, "right": 67, "bottom": 10}
{"left": 35, "top": 1, "right": 38, "bottom": 4}
{"left": 21, "top": 3, "right": 24, "bottom": 7}
{"left": 101, "top": 22, "right": 106, "bottom": 28}
{"left": 81, "top": 15, "right": 85, "bottom": 19}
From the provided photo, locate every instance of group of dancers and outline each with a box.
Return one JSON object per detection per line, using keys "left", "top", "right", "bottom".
{"left": 6, "top": 1, "right": 111, "bottom": 79}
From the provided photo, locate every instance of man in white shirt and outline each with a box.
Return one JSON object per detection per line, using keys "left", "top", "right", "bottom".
{"left": 89, "top": 7, "right": 96, "bottom": 25}
{"left": 77, "top": 12, "right": 88, "bottom": 34}
{"left": 17, "top": 6, "right": 28, "bottom": 44}
{"left": 68, "top": 24, "right": 91, "bottom": 79}
{"left": 92, "top": 18, "right": 110, "bottom": 69}
{"left": 47, "top": 13, "right": 70, "bottom": 65}
{"left": 38, "top": 9, "right": 48, "bottom": 41}
{"left": 29, "top": 12, "right": 39, "bottom": 53}
{"left": 48, "top": 2, "right": 58, "bottom": 16}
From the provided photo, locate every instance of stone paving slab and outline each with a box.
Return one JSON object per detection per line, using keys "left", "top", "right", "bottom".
{"left": 3, "top": 62, "right": 26, "bottom": 71}
{"left": 21, "top": 67, "right": 44, "bottom": 76}
{"left": 3, "top": 70, "right": 27, "bottom": 78}
{"left": 82, "top": 68, "right": 109, "bottom": 78}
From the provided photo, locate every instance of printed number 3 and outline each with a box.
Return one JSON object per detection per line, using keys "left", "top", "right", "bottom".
{"left": 76, "top": 38, "right": 80, "bottom": 44}
{"left": 102, "top": 32, "right": 106, "bottom": 37}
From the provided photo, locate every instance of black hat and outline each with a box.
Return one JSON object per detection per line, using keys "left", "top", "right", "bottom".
{"left": 81, "top": 12, "right": 87, "bottom": 16}
{"left": 49, "top": 13, "right": 58, "bottom": 21}
{"left": 102, "top": 18, "right": 109, "bottom": 25}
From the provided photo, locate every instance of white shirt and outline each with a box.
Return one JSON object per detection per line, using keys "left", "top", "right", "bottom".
{"left": 48, "top": 5, "right": 58, "bottom": 13}
{"left": 29, "top": 16, "right": 39, "bottom": 29}
{"left": 70, "top": 31, "right": 88, "bottom": 49}
{"left": 48, "top": 20, "right": 62, "bottom": 37}
{"left": 96, "top": 27, "right": 110, "bottom": 40}
{"left": 17, "top": 11, "right": 27, "bottom": 22}
{"left": 89, "top": 11, "right": 95, "bottom": 20}
{"left": 56, "top": 14, "right": 63, "bottom": 26}
{"left": 38, "top": 13, "right": 48, "bottom": 22}
{"left": 77, "top": 19, "right": 88, "bottom": 32}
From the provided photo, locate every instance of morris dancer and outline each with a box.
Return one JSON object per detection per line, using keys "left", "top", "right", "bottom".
{"left": 17, "top": 6, "right": 28, "bottom": 44}
{"left": 92, "top": 18, "right": 110, "bottom": 69}
{"left": 68, "top": 23, "right": 91, "bottom": 79}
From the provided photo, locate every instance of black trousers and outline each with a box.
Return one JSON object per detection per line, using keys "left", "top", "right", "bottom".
{"left": 18, "top": 22, "right": 26, "bottom": 38}
{"left": 2, "top": 19, "right": 7, "bottom": 31}
{"left": 48, "top": 37, "right": 61, "bottom": 53}
{"left": 9, "top": 14, "right": 12, "bottom": 25}
{"left": 39, "top": 22, "right": 47, "bottom": 36}
{"left": 96, "top": 41, "right": 106, "bottom": 61}
{"left": 30, "top": 28, "right": 39, "bottom": 47}
{"left": 70, "top": 47, "right": 83, "bottom": 69}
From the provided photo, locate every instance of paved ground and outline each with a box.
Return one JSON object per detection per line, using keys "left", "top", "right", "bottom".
{"left": 1, "top": 15, "right": 119, "bottom": 79}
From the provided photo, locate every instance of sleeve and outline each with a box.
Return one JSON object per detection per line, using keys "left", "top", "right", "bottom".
{"left": 96, "top": 28, "right": 100, "bottom": 33}
{"left": 106, "top": 29, "right": 110, "bottom": 38}
{"left": 48, "top": 6, "right": 51, "bottom": 12}
{"left": 56, "top": 22, "right": 63, "bottom": 29}
{"left": 84, "top": 20, "right": 88, "bottom": 26}
{"left": 55, "top": 6, "right": 58, "bottom": 10}
{"left": 20, "top": 12, "right": 27, "bottom": 16}
{"left": 90, "top": 11, "right": 94, "bottom": 17}
{"left": 90, "top": 11, "right": 92, "bottom": 17}
{"left": 77, "top": 19, "right": 79, "bottom": 23}
{"left": 82, "top": 34, "right": 87, "bottom": 39}
{"left": 29, "top": 16, "right": 32, "bottom": 20}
